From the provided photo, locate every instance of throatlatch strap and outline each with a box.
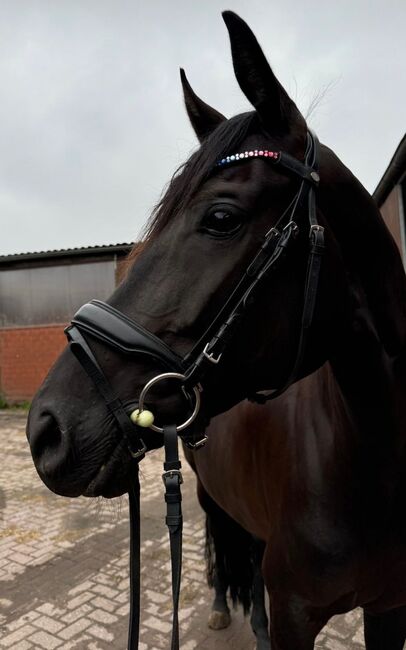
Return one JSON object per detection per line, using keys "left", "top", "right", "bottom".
{"left": 163, "top": 425, "right": 183, "bottom": 650}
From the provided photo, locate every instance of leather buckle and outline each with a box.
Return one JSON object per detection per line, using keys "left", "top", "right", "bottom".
{"left": 309, "top": 224, "right": 325, "bottom": 252}
{"left": 129, "top": 439, "right": 147, "bottom": 459}
{"left": 283, "top": 220, "right": 298, "bottom": 234}
{"left": 184, "top": 435, "right": 208, "bottom": 450}
{"left": 162, "top": 469, "right": 183, "bottom": 485}
{"left": 310, "top": 224, "right": 324, "bottom": 234}
{"left": 203, "top": 343, "right": 222, "bottom": 365}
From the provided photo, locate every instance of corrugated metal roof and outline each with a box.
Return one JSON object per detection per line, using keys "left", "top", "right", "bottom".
{"left": 0, "top": 242, "right": 133, "bottom": 265}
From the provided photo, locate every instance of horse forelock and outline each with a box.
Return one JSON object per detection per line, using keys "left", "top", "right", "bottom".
{"left": 125, "top": 112, "right": 258, "bottom": 271}
{"left": 143, "top": 112, "right": 258, "bottom": 239}
{"left": 125, "top": 108, "right": 308, "bottom": 274}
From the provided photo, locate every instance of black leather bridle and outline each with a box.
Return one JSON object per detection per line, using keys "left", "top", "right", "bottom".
{"left": 64, "top": 129, "right": 324, "bottom": 649}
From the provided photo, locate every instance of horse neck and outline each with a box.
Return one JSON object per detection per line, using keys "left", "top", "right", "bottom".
{"left": 327, "top": 316, "right": 406, "bottom": 474}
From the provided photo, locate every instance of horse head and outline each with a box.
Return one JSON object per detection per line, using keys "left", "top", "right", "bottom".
{"left": 26, "top": 12, "right": 406, "bottom": 500}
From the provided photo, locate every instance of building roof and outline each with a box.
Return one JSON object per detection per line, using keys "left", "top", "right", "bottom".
{"left": 373, "top": 133, "right": 406, "bottom": 206}
{"left": 0, "top": 242, "right": 132, "bottom": 266}
{"left": 4, "top": 133, "right": 404, "bottom": 265}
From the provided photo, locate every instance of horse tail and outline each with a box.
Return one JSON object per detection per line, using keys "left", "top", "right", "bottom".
{"left": 198, "top": 482, "right": 254, "bottom": 614}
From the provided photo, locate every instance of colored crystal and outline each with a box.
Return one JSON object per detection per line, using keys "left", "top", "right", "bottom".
{"left": 215, "top": 149, "right": 281, "bottom": 168}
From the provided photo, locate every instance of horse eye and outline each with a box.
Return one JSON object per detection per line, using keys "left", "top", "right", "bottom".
{"left": 200, "top": 208, "right": 243, "bottom": 237}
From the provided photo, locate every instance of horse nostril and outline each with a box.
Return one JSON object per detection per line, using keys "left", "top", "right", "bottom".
{"left": 29, "top": 413, "right": 62, "bottom": 460}
{"left": 27, "top": 409, "right": 76, "bottom": 493}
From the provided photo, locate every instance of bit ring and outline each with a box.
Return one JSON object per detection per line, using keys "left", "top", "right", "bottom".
{"left": 138, "top": 372, "right": 201, "bottom": 433}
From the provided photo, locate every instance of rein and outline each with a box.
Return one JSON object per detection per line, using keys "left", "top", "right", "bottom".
{"left": 64, "top": 129, "right": 323, "bottom": 649}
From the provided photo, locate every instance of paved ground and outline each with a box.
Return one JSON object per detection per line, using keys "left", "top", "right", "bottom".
{"left": 0, "top": 411, "right": 367, "bottom": 649}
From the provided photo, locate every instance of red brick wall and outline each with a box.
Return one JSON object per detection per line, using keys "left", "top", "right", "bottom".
{"left": 380, "top": 186, "right": 404, "bottom": 261}
{"left": 0, "top": 324, "right": 67, "bottom": 403}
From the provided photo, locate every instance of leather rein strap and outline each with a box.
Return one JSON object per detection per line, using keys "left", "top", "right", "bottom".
{"left": 162, "top": 425, "right": 183, "bottom": 650}
{"left": 128, "top": 426, "right": 183, "bottom": 650}
{"left": 66, "top": 326, "right": 184, "bottom": 650}
{"left": 64, "top": 129, "right": 323, "bottom": 649}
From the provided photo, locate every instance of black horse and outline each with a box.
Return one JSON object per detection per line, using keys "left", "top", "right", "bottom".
{"left": 27, "top": 11, "right": 406, "bottom": 650}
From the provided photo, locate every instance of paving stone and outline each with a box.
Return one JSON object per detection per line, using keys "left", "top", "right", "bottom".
{"left": 62, "top": 633, "right": 93, "bottom": 649}
{"left": 0, "top": 599, "right": 12, "bottom": 609}
{"left": 88, "top": 624, "right": 114, "bottom": 641}
{"left": 35, "top": 603, "right": 64, "bottom": 617}
{"left": 0, "top": 624, "right": 36, "bottom": 647}
{"left": 90, "top": 595, "right": 118, "bottom": 613}
{"left": 68, "top": 580, "right": 95, "bottom": 596}
{"left": 28, "top": 630, "right": 63, "bottom": 649}
{"left": 61, "top": 603, "right": 93, "bottom": 624}
{"left": 91, "top": 584, "right": 119, "bottom": 599}
{"left": 352, "top": 624, "right": 365, "bottom": 645}
{"left": 9, "top": 642, "right": 33, "bottom": 650}
{"left": 324, "top": 638, "right": 349, "bottom": 650}
{"left": 66, "top": 591, "right": 94, "bottom": 609}
{"left": 4, "top": 611, "right": 40, "bottom": 632}
{"left": 116, "top": 602, "right": 130, "bottom": 617}
{"left": 32, "top": 614, "right": 64, "bottom": 634}
{"left": 88, "top": 609, "right": 118, "bottom": 624}
{"left": 143, "top": 616, "right": 173, "bottom": 634}
{"left": 0, "top": 412, "right": 372, "bottom": 649}
{"left": 57, "top": 617, "right": 92, "bottom": 640}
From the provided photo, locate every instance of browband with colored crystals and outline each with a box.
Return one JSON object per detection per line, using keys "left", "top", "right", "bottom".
{"left": 217, "top": 149, "right": 280, "bottom": 167}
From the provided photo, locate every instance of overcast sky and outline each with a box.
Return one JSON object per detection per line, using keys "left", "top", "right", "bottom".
{"left": 1, "top": 0, "right": 405, "bottom": 255}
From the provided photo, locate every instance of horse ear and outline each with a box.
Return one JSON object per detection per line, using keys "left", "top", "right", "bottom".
{"left": 180, "top": 68, "right": 226, "bottom": 142}
{"left": 222, "top": 11, "right": 299, "bottom": 131}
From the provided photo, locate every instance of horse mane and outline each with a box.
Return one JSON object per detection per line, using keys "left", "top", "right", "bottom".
{"left": 125, "top": 111, "right": 258, "bottom": 268}
{"left": 320, "top": 147, "right": 406, "bottom": 357}
{"left": 124, "top": 118, "right": 406, "bottom": 361}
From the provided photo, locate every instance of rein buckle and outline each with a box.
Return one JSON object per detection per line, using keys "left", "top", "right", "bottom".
{"left": 162, "top": 469, "right": 183, "bottom": 485}
{"left": 129, "top": 439, "right": 147, "bottom": 460}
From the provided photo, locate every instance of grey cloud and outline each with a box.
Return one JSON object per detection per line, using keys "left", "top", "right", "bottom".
{"left": 1, "top": 0, "right": 405, "bottom": 254}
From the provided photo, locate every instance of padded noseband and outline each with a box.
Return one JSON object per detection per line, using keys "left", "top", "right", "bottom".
{"left": 70, "top": 300, "right": 184, "bottom": 373}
